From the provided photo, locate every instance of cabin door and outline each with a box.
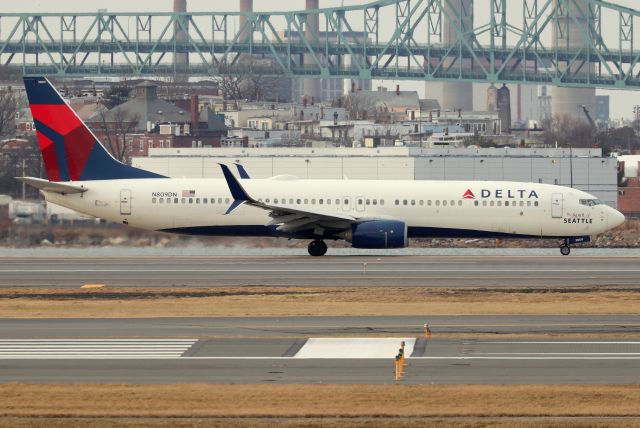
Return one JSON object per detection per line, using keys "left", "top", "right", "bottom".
{"left": 120, "top": 189, "right": 132, "bottom": 215}
{"left": 551, "top": 193, "right": 563, "bottom": 218}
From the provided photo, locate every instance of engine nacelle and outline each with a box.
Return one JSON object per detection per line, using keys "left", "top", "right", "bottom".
{"left": 345, "top": 220, "right": 408, "bottom": 249}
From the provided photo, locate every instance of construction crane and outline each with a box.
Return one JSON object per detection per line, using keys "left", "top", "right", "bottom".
{"left": 581, "top": 105, "right": 597, "bottom": 130}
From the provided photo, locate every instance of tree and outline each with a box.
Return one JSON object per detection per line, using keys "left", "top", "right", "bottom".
{"left": 0, "top": 88, "right": 18, "bottom": 143}
{"left": 541, "top": 114, "right": 597, "bottom": 148}
{"left": 94, "top": 107, "right": 140, "bottom": 162}
{"left": 102, "top": 85, "right": 132, "bottom": 110}
{"left": 213, "top": 62, "right": 287, "bottom": 103}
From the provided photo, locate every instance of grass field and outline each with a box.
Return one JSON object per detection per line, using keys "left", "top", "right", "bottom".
{"left": 0, "top": 286, "right": 639, "bottom": 318}
{"left": 3, "top": 384, "right": 640, "bottom": 416}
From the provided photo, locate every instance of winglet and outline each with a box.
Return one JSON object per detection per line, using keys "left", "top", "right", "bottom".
{"left": 235, "top": 163, "right": 250, "bottom": 179}
{"left": 219, "top": 163, "right": 254, "bottom": 214}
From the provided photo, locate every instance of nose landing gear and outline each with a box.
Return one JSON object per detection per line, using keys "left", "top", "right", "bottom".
{"left": 559, "top": 236, "right": 591, "bottom": 256}
{"left": 308, "top": 240, "right": 328, "bottom": 257}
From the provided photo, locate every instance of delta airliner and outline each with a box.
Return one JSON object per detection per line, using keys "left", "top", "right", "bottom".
{"left": 19, "top": 77, "right": 625, "bottom": 256}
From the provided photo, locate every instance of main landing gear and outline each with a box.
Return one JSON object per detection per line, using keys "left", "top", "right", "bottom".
{"left": 560, "top": 244, "right": 571, "bottom": 256}
{"left": 308, "top": 240, "right": 328, "bottom": 257}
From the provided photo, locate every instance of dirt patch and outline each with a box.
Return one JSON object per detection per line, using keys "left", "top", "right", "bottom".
{"left": 1, "top": 286, "right": 640, "bottom": 318}
{"left": 1, "top": 384, "right": 640, "bottom": 419}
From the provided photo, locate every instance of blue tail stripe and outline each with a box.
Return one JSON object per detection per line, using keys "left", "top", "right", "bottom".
{"left": 33, "top": 118, "right": 70, "bottom": 181}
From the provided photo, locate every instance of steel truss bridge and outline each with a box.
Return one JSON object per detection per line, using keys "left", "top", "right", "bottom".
{"left": 2, "top": 0, "right": 640, "bottom": 89}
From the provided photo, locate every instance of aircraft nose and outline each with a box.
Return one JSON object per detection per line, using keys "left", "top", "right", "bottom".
{"left": 609, "top": 208, "right": 625, "bottom": 229}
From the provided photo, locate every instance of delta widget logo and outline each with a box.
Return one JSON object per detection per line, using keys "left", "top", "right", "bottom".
{"left": 462, "top": 189, "right": 475, "bottom": 199}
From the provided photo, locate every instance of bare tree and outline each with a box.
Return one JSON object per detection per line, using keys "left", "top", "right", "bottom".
{"left": 95, "top": 107, "right": 140, "bottom": 162}
{"left": 541, "top": 114, "right": 597, "bottom": 148}
{"left": 0, "top": 88, "right": 18, "bottom": 145}
{"left": 341, "top": 92, "right": 376, "bottom": 121}
{"left": 214, "top": 62, "right": 287, "bottom": 103}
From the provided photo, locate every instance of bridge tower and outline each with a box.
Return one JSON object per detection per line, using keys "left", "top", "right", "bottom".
{"left": 302, "top": 0, "right": 321, "bottom": 103}
{"left": 551, "top": 0, "right": 597, "bottom": 122}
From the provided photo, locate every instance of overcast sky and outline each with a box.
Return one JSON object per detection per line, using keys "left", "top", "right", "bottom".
{"left": 5, "top": 0, "right": 640, "bottom": 120}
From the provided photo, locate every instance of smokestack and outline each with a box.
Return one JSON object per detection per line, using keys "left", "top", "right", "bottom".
{"left": 190, "top": 95, "right": 199, "bottom": 136}
{"left": 239, "top": 0, "right": 253, "bottom": 43}
{"left": 302, "top": 0, "right": 321, "bottom": 102}
{"left": 173, "top": 0, "right": 188, "bottom": 73}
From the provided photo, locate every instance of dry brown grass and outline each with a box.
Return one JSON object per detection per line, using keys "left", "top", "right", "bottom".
{"left": 1, "top": 384, "right": 640, "bottom": 419}
{"left": 0, "top": 286, "right": 639, "bottom": 318}
{"left": 2, "top": 417, "right": 640, "bottom": 428}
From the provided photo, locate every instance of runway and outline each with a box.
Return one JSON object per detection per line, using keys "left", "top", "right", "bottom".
{"left": 1, "top": 316, "right": 639, "bottom": 384}
{"left": 1, "top": 255, "right": 639, "bottom": 287}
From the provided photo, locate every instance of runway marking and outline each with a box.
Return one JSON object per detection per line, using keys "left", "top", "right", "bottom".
{"left": 294, "top": 338, "right": 416, "bottom": 359}
{"left": 0, "top": 339, "right": 196, "bottom": 359}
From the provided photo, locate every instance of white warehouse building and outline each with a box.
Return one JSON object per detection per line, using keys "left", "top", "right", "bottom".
{"left": 132, "top": 147, "right": 618, "bottom": 207}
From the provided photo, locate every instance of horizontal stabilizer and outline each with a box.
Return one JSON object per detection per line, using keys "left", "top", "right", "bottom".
{"left": 16, "top": 177, "right": 87, "bottom": 194}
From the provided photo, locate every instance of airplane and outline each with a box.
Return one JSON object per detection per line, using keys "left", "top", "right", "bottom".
{"left": 18, "top": 76, "right": 625, "bottom": 257}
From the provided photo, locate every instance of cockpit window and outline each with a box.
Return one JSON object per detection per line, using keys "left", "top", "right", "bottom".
{"left": 579, "top": 199, "right": 602, "bottom": 207}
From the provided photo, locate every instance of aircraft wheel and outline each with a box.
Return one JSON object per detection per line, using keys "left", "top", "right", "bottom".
{"left": 308, "top": 240, "right": 328, "bottom": 257}
{"left": 560, "top": 245, "right": 571, "bottom": 256}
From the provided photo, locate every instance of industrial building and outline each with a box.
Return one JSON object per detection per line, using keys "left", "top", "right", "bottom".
{"left": 132, "top": 147, "right": 618, "bottom": 208}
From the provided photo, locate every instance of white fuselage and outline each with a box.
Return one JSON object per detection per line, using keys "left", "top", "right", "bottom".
{"left": 40, "top": 177, "right": 623, "bottom": 240}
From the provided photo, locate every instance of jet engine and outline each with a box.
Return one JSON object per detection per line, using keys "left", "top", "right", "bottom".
{"left": 344, "top": 220, "right": 408, "bottom": 249}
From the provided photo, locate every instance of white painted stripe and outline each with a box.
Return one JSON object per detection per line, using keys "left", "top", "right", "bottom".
{"left": 1, "top": 356, "right": 638, "bottom": 360}
{"left": 295, "top": 338, "right": 416, "bottom": 359}
{"left": 475, "top": 353, "right": 640, "bottom": 355}
{"left": 0, "top": 339, "right": 195, "bottom": 342}
{"left": 482, "top": 341, "right": 640, "bottom": 345}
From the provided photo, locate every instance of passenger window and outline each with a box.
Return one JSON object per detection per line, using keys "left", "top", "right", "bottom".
{"left": 395, "top": 200, "right": 400, "bottom": 206}
{"left": 336, "top": 199, "right": 340, "bottom": 205}
{"left": 403, "top": 200, "right": 408, "bottom": 206}
{"left": 218, "top": 198, "right": 223, "bottom": 204}
{"left": 527, "top": 201, "right": 531, "bottom": 207}
{"left": 274, "top": 199, "right": 278, "bottom": 204}
{"left": 411, "top": 200, "right": 415, "bottom": 206}
{"left": 152, "top": 198, "right": 157, "bottom": 204}
{"left": 203, "top": 198, "right": 207, "bottom": 204}
{"left": 458, "top": 200, "right": 462, "bottom": 206}
{"left": 419, "top": 200, "right": 424, "bottom": 206}
{"left": 450, "top": 200, "right": 454, "bottom": 206}
{"left": 343, "top": 199, "right": 349, "bottom": 205}
{"left": 366, "top": 199, "right": 370, "bottom": 205}
{"left": 289, "top": 198, "right": 294, "bottom": 204}
{"left": 297, "top": 199, "right": 301, "bottom": 204}
{"left": 443, "top": 200, "right": 447, "bottom": 206}
{"left": 428, "top": 200, "right": 432, "bottom": 206}
{"left": 189, "top": 198, "right": 193, "bottom": 204}
{"left": 497, "top": 201, "right": 502, "bottom": 207}
{"left": 380, "top": 200, "right": 384, "bottom": 206}
{"left": 182, "top": 198, "right": 186, "bottom": 204}
{"left": 159, "top": 198, "right": 164, "bottom": 204}
{"left": 312, "top": 199, "right": 316, "bottom": 204}
{"left": 167, "top": 198, "right": 172, "bottom": 204}
{"left": 319, "top": 199, "right": 324, "bottom": 205}
{"left": 225, "top": 198, "right": 230, "bottom": 203}
{"left": 505, "top": 201, "right": 509, "bottom": 207}
{"left": 358, "top": 199, "right": 363, "bottom": 205}
{"left": 534, "top": 201, "right": 539, "bottom": 207}
{"left": 482, "top": 201, "right": 487, "bottom": 206}
{"left": 174, "top": 198, "right": 179, "bottom": 204}
{"left": 474, "top": 200, "right": 478, "bottom": 206}
{"left": 327, "top": 199, "right": 331, "bottom": 205}
{"left": 520, "top": 201, "right": 524, "bottom": 207}
{"left": 490, "top": 201, "right": 494, "bottom": 207}
{"left": 373, "top": 200, "right": 377, "bottom": 206}
{"left": 436, "top": 200, "right": 440, "bottom": 206}
{"left": 304, "top": 199, "right": 308, "bottom": 204}
{"left": 196, "top": 198, "right": 200, "bottom": 204}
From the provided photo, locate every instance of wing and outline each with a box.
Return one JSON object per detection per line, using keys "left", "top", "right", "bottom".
{"left": 219, "top": 164, "right": 357, "bottom": 234}
{"left": 16, "top": 177, "right": 88, "bottom": 195}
